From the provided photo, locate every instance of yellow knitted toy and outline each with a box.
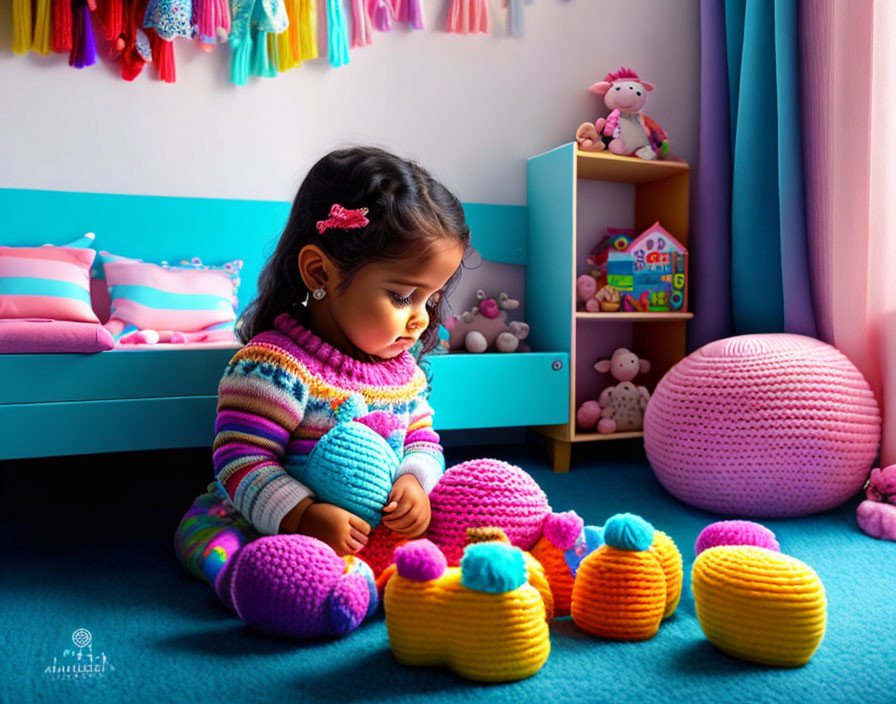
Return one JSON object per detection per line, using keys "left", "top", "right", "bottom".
{"left": 692, "top": 545, "right": 827, "bottom": 667}
{"left": 571, "top": 513, "right": 680, "bottom": 641}
{"left": 384, "top": 539, "right": 550, "bottom": 682}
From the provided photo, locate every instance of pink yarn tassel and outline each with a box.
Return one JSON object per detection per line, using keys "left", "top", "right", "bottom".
{"left": 351, "top": 0, "right": 372, "bottom": 48}
{"left": 393, "top": 0, "right": 422, "bottom": 29}
{"left": 369, "top": 0, "right": 393, "bottom": 31}
{"left": 197, "top": 0, "right": 230, "bottom": 44}
{"left": 446, "top": 0, "right": 489, "bottom": 34}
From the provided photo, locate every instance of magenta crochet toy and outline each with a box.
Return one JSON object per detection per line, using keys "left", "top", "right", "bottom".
{"left": 856, "top": 465, "right": 896, "bottom": 541}
{"left": 221, "top": 534, "right": 378, "bottom": 639}
{"left": 576, "top": 347, "right": 651, "bottom": 433}
{"left": 695, "top": 520, "right": 781, "bottom": 556}
{"left": 426, "top": 458, "right": 551, "bottom": 565}
{"left": 575, "top": 67, "right": 671, "bottom": 160}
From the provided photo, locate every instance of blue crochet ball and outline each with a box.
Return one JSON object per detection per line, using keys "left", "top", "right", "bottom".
{"left": 460, "top": 543, "right": 528, "bottom": 594}
{"left": 294, "top": 395, "right": 398, "bottom": 528}
{"left": 603, "top": 513, "right": 655, "bottom": 552}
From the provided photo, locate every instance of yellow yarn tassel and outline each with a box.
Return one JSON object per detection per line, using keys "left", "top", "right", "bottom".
{"left": 31, "top": 0, "right": 51, "bottom": 55}
{"left": 13, "top": 0, "right": 33, "bottom": 55}
{"left": 297, "top": 0, "right": 318, "bottom": 63}
{"left": 274, "top": 0, "right": 296, "bottom": 71}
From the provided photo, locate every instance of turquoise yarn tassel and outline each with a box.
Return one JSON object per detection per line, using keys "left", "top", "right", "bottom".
{"left": 326, "top": 0, "right": 349, "bottom": 68}
{"left": 229, "top": 0, "right": 255, "bottom": 85}
{"left": 249, "top": 26, "right": 276, "bottom": 77}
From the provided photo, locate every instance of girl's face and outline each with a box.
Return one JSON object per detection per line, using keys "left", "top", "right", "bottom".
{"left": 310, "top": 239, "right": 465, "bottom": 361}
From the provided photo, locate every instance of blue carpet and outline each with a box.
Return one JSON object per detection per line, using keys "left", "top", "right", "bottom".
{"left": 2, "top": 440, "right": 894, "bottom": 704}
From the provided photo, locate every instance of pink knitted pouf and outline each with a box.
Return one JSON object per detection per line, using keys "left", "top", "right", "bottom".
{"left": 644, "top": 334, "right": 881, "bottom": 517}
{"left": 426, "top": 459, "right": 551, "bottom": 565}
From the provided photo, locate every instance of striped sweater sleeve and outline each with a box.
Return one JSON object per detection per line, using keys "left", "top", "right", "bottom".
{"left": 395, "top": 390, "right": 445, "bottom": 494}
{"left": 212, "top": 344, "right": 313, "bottom": 535}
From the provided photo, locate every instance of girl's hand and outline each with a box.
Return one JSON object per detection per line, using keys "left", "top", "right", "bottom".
{"left": 298, "top": 502, "right": 371, "bottom": 556}
{"left": 382, "top": 474, "right": 431, "bottom": 538}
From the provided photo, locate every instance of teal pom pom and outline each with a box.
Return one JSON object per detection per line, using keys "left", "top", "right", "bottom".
{"left": 460, "top": 543, "right": 527, "bottom": 594}
{"left": 603, "top": 513, "right": 654, "bottom": 552}
{"left": 336, "top": 394, "right": 368, "bottom": 423}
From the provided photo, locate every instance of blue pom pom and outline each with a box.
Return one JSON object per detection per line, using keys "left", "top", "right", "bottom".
{"left": 584, "top": 525, "right": 605, "bottom": 553}
{"left": 603, "top": 513, "right": 654, "bottom": 552}
{"left": 460, "top": 543, "right": 528, "bottom": 594}
{"left": 336, "top": 394, "right": 368, "bottom": 423}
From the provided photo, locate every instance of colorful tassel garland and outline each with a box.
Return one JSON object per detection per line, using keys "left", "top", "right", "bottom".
{"left": 149, "top": 30, "right": 176, "bottom": 82}
{"left": 446, "top": 0, "right": 490, "bottom": 34}
{"left": 52, "top": 0, "right": 74, "bottom": 52}
{"left": 350, "top": 0, "right": 372, "bottom": 48}
{"left": 116, "top": 0, "right": 151, "bottom": 80}
{"left": 369, "top": 0, "right": 393, "bottom": 31}
{"left": 32, "top": 0, "right": 52, "bottom": 55}
{"left": 326, "top": 0, "right": 349, "bottom": 67}
{"left": 228, "top": 0, "right": 254, "bottom": 85}
{"left": 297, "top": 0, "right": 318, "bottom": 62}
{"left": 12, "top": 0, "right": 32, "bottom": 55}
{"left": 98, "top": 0, "right": 125, "bottom": 41}
{"left": 70, "top": 0, "right": 99, "bottom": 68}
{"left": 393, "top": 0, "right": 423, "bottom": 30}
{"left": 195, "top": 0, "right": 231, "bottom": 44}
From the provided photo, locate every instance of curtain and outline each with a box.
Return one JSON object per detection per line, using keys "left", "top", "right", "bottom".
{"left": 690, "top": 0, "right": 817, "bottom": 351}
{"left": 800, "top": 0, "right": 896, "bottom": 465}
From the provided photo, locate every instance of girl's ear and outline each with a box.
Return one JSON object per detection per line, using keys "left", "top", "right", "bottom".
{"left": 298, "top": 244, "right": 337, "bottom": 292}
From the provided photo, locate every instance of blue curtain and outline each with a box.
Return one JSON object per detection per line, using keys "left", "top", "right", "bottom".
{"left": 689, "top": 0, "right": 817, "bottom": 350}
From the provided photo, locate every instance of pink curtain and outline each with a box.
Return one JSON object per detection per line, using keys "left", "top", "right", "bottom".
{"left": 801, "top": 0, "right": 896, "bottom": 466}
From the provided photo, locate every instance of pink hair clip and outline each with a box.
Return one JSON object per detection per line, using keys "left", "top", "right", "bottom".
{"left": 316, "top": 204, "right": 370, "bottom": 234}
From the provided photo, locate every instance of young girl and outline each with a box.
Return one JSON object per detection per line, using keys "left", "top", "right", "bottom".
{"left": 173, "top": 145, "right": 471, "bottom": 608}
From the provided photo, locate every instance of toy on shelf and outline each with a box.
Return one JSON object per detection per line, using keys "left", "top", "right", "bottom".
{"left": 570, "top": 513, "right": 681, "bottom": 640}
{"left": 444, "top": 289, "right": 530, "bottom": 353}
{"left": 384, "top": 539, "right": 550, "bottom": 682}
{"left": 576, "top": 347, "right": 651, "bottom": 433}
{"left": 692, "top": 542, "right": 827, "bottom": 667}
{"left": 577, "top": 227, "right": 632, "bottom": 312}
{"left": 529, "top": 510, "right": 604, "bottom": 617}
{"left": 575, "top": 67, "right": 671, "bottom": 160}
{"left": 856, "top": 465, "right": 896, "bottom": 542}
{"left": 606, "top": 222, "right": 688, "bottom": 312}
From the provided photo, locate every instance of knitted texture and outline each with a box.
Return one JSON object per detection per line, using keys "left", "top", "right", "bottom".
{"left": 695, "top": 520, "right": 780, "bottom": 556}
{"left": 570, "top": 544, "right": 667, "bottom": 641}
{"left": 644, "top": 334, "right": 881, "bottom": 517}
{"left": 229, "top": 534, "right": 376, "bottom": 640}
{"left": 651, "top": 531, "right": 683, "bottom": 618}
{"left": 213, "top": 314, "right": 443, "bottom": 536}
{"left": 384, "top": 541, "right": 550, "bottom": 682}
{"left": 426, "top": 459, "right": 551, "bottom": 565}
{"left": 293, "top": 394, "right": 400, "bottom": 528}
{"left": 357, "top": 523, "right": 408, "bottom": 579}
{"left": 692, "top": 546, "right": 827, "bottom": 667}
{"left": 530, "top": 511, "right": 599, "bottom": 618}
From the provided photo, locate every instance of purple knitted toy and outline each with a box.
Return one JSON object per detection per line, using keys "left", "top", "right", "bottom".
{"left": 226, "top": 535, "right": 378, "bottom": 639}
{"left": 856, "top": 465, "right": 896, "bottom": 541}
{"left": 426, "top": 459, "right": 551, "bottom": 565}
{"left": 695, "top": 520, "right": 780, "bottom": 556}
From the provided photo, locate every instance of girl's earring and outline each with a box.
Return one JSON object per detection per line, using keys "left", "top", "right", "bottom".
{"left": 312, "top": 287, "right": 326, "bottom": 301}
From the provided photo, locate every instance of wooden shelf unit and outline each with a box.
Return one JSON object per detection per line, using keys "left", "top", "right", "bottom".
{"left": 526, "top": 144, "right": 691, "bottom": 472}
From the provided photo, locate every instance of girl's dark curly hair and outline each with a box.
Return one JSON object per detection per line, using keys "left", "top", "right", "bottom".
{"left": 238, "top": 146, "right": 471, "bottom": 354}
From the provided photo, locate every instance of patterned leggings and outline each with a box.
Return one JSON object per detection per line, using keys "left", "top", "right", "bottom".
{"left": 173, "top": 481, "right": 261, "bottom": 596}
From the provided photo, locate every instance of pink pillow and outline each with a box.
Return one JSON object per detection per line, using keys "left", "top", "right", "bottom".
{"left": 0, "top": 242, "right": 99, "bottom": 323}
{"left": 0, "top": 319, "right": 115, "bottom": 354}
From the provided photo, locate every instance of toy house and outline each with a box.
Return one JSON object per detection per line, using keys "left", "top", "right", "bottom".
{"left": 606, "top": 222, "right": 688, "bottom": 312}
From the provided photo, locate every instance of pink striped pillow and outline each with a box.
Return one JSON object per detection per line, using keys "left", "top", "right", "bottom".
{"left": 99, "top": 252, "right": 242, "bottom": 341}
{"left": 0, "top": 236, "right": 100, "bottom": 324}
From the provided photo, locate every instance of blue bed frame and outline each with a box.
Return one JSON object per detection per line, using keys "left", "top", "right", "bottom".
{"left": 0, "top": 188, "right": 569, "bottom": 460}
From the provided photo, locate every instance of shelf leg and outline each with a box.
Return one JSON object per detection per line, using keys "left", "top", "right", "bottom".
{"left": 549, "top": 439, "right": 571, "bottom": 473}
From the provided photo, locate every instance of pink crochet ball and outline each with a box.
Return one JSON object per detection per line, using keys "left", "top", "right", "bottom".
{"left": 644, "top": 334, "right": 881, "bottom": 518}
{"left": 695, "top": 520, "right": 780, "bottom": 556}
{"left": 426, "top": 458, "right": 551, "bottom": 565}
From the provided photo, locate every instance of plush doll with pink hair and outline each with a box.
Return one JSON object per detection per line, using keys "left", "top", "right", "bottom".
{"left": 576, "top": 67, "right": 671, "bottom": 161}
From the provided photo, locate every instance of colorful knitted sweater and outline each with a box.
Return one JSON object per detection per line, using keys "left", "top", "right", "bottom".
{"left": 212, "top": 313, "right": 445, "bottom": 536}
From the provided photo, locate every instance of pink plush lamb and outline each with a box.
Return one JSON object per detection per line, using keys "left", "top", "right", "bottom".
{"left": 575, "top": 67, "right": 671, "bottom": 161}
{"left": 576, "top": 348, "right": 651, "bottom": 434}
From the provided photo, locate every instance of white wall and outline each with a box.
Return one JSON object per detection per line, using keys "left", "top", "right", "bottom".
{"left": 0, "top": 0, "right": 699, "bottom": 206}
